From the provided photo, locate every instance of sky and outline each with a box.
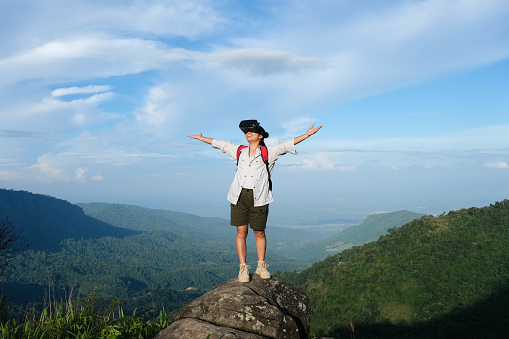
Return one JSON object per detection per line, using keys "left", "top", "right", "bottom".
{"left": 1, "top": 0, "right": 509, "bottom": 227}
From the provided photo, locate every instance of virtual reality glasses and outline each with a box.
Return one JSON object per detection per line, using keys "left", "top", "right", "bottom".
{"left": 239, "top": 120, "right": 269, "bottom": 138}
{"left": 239, "top": 120, "right": 260, "bottom": 133}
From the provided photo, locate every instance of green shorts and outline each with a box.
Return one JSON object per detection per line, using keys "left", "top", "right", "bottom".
{"left": 230, "top": 188, "right": 269, "bottom": 231}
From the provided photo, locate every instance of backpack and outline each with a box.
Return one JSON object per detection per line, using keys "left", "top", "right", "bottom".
{"left": 236, "top": 145, "right": 272, "bottom": 190}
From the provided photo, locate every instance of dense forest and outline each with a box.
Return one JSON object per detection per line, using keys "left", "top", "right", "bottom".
{"left": 0, "top": 190, "right": 138, "bottom": 252}
{"left": 4, "top": 188, "right": 504, "bottom": 338}
{"left": 0, "top": 192, "right": 422, "bottom": 318}
{"left": 280, "top": 200, "right": 509, "bottom": 338}
{"left": 286, "top": 210, "right": 425, "bottom": 263}
{"left": 0, "top": 190, "right": 312, "bottom": 317}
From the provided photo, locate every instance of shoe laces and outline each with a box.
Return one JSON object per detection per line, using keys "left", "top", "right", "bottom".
{"left": 258, "top": 261, "right": 269, "bottom": 270}
{"left": 240, "top": 264, "right": 251, "bottom": 274}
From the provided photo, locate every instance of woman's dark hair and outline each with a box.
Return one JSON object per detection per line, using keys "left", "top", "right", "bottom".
{"left": 257, "top": 126, "right": 269, "bottom": 139}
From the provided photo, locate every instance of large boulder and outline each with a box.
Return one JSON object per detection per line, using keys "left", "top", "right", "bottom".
{"left": 155, "top": 275, "right": 310, "bottom": 339}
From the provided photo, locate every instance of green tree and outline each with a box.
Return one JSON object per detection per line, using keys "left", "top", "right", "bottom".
{"left": 0, "top": 216, "right": 29, "bottom": 318}
{"left": 0, "top": 217, "right": 29, "bottom": 276}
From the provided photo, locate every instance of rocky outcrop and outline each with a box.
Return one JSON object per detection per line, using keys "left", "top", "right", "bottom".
{"left": 155, "top": 275, "right": 310, "bottom": 339}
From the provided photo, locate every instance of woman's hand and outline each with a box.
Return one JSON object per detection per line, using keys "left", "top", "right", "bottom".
{"left": 294, "top": 124, "right": 323, "bottom": 145}
{"left": 187, "top": 133, "right": 203, "bottom": 140}
{"left": 188, "top": 133, "right": 213, "bottom": 145}
{"left": 307, "top": 124, "right": 323, "bottom": 136}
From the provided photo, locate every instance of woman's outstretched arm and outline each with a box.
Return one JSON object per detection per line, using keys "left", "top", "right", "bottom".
{"left": 188, "top": 133, "right": 213, "bottom": 145}
{"left": 294, "top": 124, "right": 323, "bottom": 145}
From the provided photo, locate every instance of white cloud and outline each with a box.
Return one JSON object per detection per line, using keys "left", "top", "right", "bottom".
{"left": 135, "top": 85, "right": 181, "bottom": 134}
{"left": 74, "top": 167, "right": 88, "bottom": 182}
{"left": 101, "top": 0, "right": 224, "bottom": 37}
{"left": 278, "top": 116, "right": 316, "bottom": 138}
{"left": 0, "top": 88, "right": 121, "bottom": 134}
{"left": 0, "top": 130, "right": 45, "bottom": 138}
{"left": 484, "top": 161, "right": 509, "bottom": 169}
{"left": 0, "top": 38, "right": 173, "bottom": 88}
{"left": 0, "top": 170, "right": 23, "bottom": 180}
{"left": 206, "top": 48, "right": 326, "bottom": 76}
{"left": 286, "top": 152, "right": 336, "bottom": 171}
{"left": 52, "top": 85, "right": 112, "bottom": 97}
{"left": 26, "top": 147, "right": 174, "bottom": 183}
{"left": 230, "top": 0, "right": 509, "bottom": 108}
{"left": 29, "top": 154, "right": 71, "bottom": 182}
{"left": 0, "top": 0, "right": 224, "bottom": 56}
{"left": 1, "top": 0, "right": 508, "bottom": 218}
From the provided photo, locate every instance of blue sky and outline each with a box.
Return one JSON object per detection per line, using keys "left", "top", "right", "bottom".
{"left": 1, "top": 0, "right": 508, "bottom": 226}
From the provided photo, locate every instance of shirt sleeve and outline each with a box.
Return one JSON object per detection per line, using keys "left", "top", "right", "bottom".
{"left": 211, "top": 139, "right": 240, "bottom": 160}
{"left": 267, "top": 138, "right": 298, "bottom": 163}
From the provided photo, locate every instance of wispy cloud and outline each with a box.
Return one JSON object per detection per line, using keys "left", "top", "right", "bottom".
{"left": 26, "top": 148, "right": 174, "bottom": 183}
{"left": 74, "top": 167, "right": 88, "bottom": 182}
{"left": 135, "top": 85, "right": 181, "bottom": 134}
{"left": 484, "top": 161, "right": 509, "bottom": 169}
{"left": 280, "top": 117, "right": 316, "bottom": 136}
{"left": 206, "top": 48, "right": 326, "bottom": 76}
{"left": 1, "top": 0, "right": 508, "bottom": 217}
{"left": 91, "top": 174, "right": 104, "bottom": 181}
{"left": 0, "top": 38, "right": 171, "bottom": 88}
{"left": 52, "top": 85, "right": 112, "bottom": 97}
{"left": 0, "top": 130, "right": 45, "bottom": 138}
{"left": 0, "top": 0, "right": 224, "bottom": 55}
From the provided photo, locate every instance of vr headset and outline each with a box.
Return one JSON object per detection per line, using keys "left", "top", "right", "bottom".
{"left": 239, "top": 120, "right": 269, "bottom": 138}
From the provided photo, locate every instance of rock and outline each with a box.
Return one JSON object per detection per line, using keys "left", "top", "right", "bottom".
{"left": 155, "top": 275, "right": 310, "bottom": 339}
{"left": 155, "top": 318, "right": 269, "bottom": 339}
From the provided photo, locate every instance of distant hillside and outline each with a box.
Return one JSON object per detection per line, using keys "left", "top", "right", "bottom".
{"left": 0, "top": 189, "right": 138, "bottom": 251}
{"left": 78, "top": 202, "right": 332, "bottom": 255}
{"left": 0, "top": 190, "right": 310, "bottom": 314}
{"left": 281, "top": 200, "right": 509, "bottom": 338}
{"left": 286, "top": 210, "right": 426, "bottom": 263}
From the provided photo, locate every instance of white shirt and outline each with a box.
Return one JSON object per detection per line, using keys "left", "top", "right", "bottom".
{"left": 211, "top": 138, "right": 298, "bottom": 206}
{"left": 242, "top": 155, "right": 255, "bottom": 189}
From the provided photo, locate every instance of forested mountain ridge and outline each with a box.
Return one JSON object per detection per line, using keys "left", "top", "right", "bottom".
{"left": 77, "top": 202, "right": 334, "bottom": 255}
{"left": 2, "top": 187, "right": 460, "bottom": 335}
{"left": 280, "top": 200, "right": 509, "bottom": 338}
{"left": 0, "top": 189, "right": 308, "bottom": 314}
{"left": 286, "top": 210, "right": 426, "bottom": 263}
{"left": 0, "top": 189, "right": 138, "bottom": 251}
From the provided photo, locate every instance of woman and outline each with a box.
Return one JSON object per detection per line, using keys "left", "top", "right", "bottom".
{"left": 188, "top": 120, "right": 322, "bottom": 282}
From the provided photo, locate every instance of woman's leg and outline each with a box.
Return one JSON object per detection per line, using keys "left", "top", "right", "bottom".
{"left": 236, "top": 225, "right": 249, "bottom": 264}
{"left": 253, "top": 230, "right": 271, "bottom": 279}
{"left": 253, "top": 230, "right": 266, "bottom": 262}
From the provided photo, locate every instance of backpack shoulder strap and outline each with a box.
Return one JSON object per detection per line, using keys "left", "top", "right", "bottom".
{"left": 236, "top": 145, "right": 248, "bottom": 165}
{"left": 260, "top": 146, "right": 272, "bottom": 191}
{"left": 260, "top": 146, "right": 269, "bottom": 164}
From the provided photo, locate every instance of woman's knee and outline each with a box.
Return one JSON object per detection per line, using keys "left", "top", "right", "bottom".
{"left": 253, "top": 230, "right": 266, "bottom": 239}
{"left": 236, "top": 225, "right": 249, "bottom": 238}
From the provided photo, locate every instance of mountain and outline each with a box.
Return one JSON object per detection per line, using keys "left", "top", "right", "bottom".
{"left": 4, "top": 187, "right": 466, "bottom": 335}
{"left": 0, "top": 189, "right": 311, "bottom": 313}
{"left": 280, "top": 200, "right": 509, "bottom": 338}
{"left": 0, "top": 189, "right": 138, "bottom": 251}
{"left": 286, "top": 210, "right": 426, "bottom": 263}
{"left": 77, "top": 202, "right": 333, "bottom": 256}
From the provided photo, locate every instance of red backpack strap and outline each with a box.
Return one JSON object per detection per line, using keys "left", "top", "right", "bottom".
{"left": 260, "top": 146, "right": 272, "bottom": 191}
{"left": 260, "top": 146, "right": 269, "bottom": 164}
{"left": 236, "top": 145, "right": 248, "bottom": 165}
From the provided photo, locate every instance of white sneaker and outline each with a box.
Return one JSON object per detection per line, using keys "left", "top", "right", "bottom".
{"left": 255, "top": 260, "right": 271, "bottom": 279}
{"left": 238, "top": 264, "right": 250, "bottom": 283}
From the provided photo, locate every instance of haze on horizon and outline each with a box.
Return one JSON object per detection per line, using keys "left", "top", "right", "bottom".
{"left": 1, "top": 0, "right": 509, "bottom": 226}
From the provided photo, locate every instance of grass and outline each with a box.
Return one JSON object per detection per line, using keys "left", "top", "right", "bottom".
{"left": 0, "top": 290, "right": 171, "bottom": 339}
